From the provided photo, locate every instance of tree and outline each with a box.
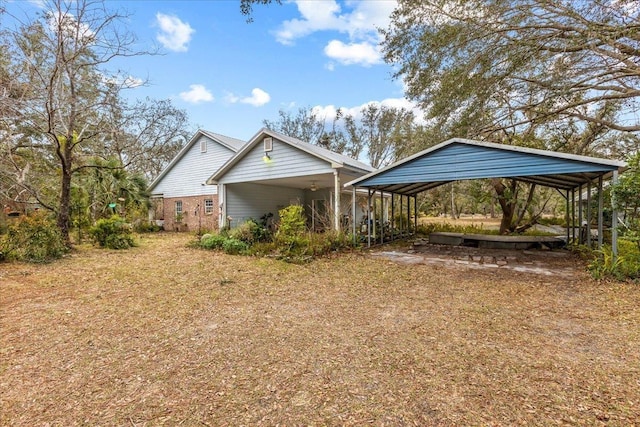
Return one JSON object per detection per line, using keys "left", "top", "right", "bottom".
{"left": 263, "top": 106, "right": 326, "bottom": 145}
{"left": 1, "top": 0, "right": 188, "bottom": 244}
{"left": 101, "top": 95, "right": 190, "bottom": 181}
{"left": 612, "top": 152, "right": 640, "bottom": 244}
{"left": 382, "top": 0, "right": 640, "bottom": 136}
{"left": 343, "top": 104, "right": 416, "bottom": 168}
{"left": 264, "top": 105, "right": 419, "bottom": 168}
{"left": 240, "top": 0, "right": 281, "bottom": 22}
{"left": 381, "top": 0, "right": 639, "bottom": 232}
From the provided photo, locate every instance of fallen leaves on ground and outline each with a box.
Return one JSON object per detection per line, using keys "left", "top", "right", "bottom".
{"left": 1, "top": 233, "right": 639, "bottom": 426}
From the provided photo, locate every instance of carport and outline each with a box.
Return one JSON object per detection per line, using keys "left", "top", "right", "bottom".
{"left": 345, "top": 138, "right": 627, "bottom": 253}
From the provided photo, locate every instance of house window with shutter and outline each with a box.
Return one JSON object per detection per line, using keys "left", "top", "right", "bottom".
{"left": 204, "top": 199, "right": 214, "bottom": 214}
{"left": 200, "top": 139, "right": 207, "bottom": 153}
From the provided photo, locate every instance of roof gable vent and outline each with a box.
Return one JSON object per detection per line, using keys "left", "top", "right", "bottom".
{"left": 263, "top": 137, "right": 273, "bottom": 152}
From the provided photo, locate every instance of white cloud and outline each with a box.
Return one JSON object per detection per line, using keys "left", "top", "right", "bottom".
{"left": 274, "top": 0, "right": 396, "bottom": 68}
{"left": 226, "top": 88, "right": 271, "bottom": 107}
{"left": 156, "top": 13, "right": 194, "bottom": 52}
{"left": 275, "top": 0, "right": 344, "bottom": 45}
{"left": 179, "top": 84, "right": 214, "bottom": 104}
{"left": 324, "top": 40, "right": 382, "bottom": 67}
{"left": 275, "top": 0, "right": 395, "bottom": 44}
{"left": 224, "top": 92, "right": 240, "bottom": 103}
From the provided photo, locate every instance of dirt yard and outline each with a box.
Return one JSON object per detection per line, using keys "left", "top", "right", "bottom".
{"left": 1, "top": 233, "right": 639, "bottom": 426}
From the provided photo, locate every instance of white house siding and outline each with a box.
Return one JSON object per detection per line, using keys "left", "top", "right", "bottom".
{"left": 225, "top": 183, "right": 304, "bottom": 227}
{"left": 219, "top": 138, "right": 334, "bottom": 184}
{"left": 152, "top": 134, "right": 235, "bottom": 197}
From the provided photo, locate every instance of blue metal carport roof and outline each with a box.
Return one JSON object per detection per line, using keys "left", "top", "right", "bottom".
{"left": 345, "top": 138, "right": 627, "bottom": 196}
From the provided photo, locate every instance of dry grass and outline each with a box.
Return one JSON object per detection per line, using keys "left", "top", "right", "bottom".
{"left": 1, "top": 233, "right": 639, "bottom": 426}
{"left": 420, "top": 215, "right": 503, "bottom": 230}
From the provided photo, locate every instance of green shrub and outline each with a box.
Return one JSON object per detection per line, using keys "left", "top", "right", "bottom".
{"left": 229, "top": 219, "right": 270, "bottom": 244}
{"left": 588, "top": 239, "right": 640, "bottom": 281}
{"left": 89, "top": 215, "right": 135, "bottom": 249}
{"left": 222, "top": 238, "right": 248, "bottom": 255}
{"left": 198, "top": 233, "right": 249, "bottom": 254}
{"left": 201, "top": 233, "right": 227, "bottom": 250}
{"left": 275, "top": 205, "right": 307, "bottom": 244}
{"left": 0, "top": 212, "right": 67, "bottom": 263}
{"left": 197, "top": 205, "right": 354, "bottom": 262}
{"left": 245, "top": 240, "right": 277, "bottom": 256}
{"left": 133, "top": 220, "right": 162, "bottom": 233}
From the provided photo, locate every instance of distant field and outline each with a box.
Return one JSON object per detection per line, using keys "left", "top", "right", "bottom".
{"left": 2, "top": 233, "right": 639, "bottom": 425}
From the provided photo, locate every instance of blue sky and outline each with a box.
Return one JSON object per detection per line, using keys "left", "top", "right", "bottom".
{"left": 6, "top": 0, "right": 415, "bottom": 141}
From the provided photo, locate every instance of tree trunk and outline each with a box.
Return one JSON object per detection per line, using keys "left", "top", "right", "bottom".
{"left": 56, "top": 143, "right": 73, "bottom": 247}
{"left": 492, "top": 178, "right": 518, "bottom": 234}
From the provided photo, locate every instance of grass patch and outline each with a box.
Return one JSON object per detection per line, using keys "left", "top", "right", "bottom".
{"left": 1, "top": 233, "right": 639, "bottom": 425}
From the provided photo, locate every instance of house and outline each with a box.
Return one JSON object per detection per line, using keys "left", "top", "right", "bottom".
{"left": 206, "top": 128, "right": 374, "bottom": 231}
{"left": 148, "top": 130, "right": 246, "bottom": 232}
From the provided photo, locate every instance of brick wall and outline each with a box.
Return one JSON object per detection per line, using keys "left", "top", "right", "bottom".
{"left": 162, "top": 195, "right": 219, "bottom": 233}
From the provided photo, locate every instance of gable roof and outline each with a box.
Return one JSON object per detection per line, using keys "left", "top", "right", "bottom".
{"left": 345, "top": 138, "right": 627, "bottom": 195}
{"left": 148, "top": 129, "right": 246, "bottom": 192}
{"left": 207, "top": 127, "right": 373, "bottom": 184}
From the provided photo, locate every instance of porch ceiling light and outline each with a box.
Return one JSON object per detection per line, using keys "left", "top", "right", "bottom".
{"left": 310, "top": 182, "right": 317, "bottom": 191}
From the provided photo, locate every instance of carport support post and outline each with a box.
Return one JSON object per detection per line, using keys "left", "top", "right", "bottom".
{"left": 367, "top": 188, "right": 372, "bottom": 247}
{"left": 399, "top": 195, "right": 403, "bottom": 235}
{"left": 571, "top": 189, "right": 576, "bottom": 244}
{"left": 578, "top": 184, "right": 583, "bottom": 244}
{"left": 612, "top": 170, "right": 619, "bottom": 258}
{"left": 586, "top": 180, "right": 592, "bottom": 247}
{"left": 334, "top": 170, "right": 341, "bottom": 231}
{"left": 380, "top": 191, "right": 384, "bottom": 245}
{"left": 565, "top": 190, "right": 570, "bottom": 245}
{"left": 351, "top": 186, "right": 357, "bottom": 244}
{"left": 391, "top": 193, "right": 395, "bottom": 242}
{"left": 598, "top": 176, "right": 604, "bottom": 249}
{"left": 414, "top": 195, "right": 418, "bottom": 233}
{"left": 406, "top": 195, "right": 411, "bottom": 236}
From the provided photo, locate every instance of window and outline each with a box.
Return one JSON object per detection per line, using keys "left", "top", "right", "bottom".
{"left": 200, "top": 139, "right": 207, "bottom": 153}
{"left": 175, "top": 201, "right": 183, "bottom": 219}
{"left": 204, "top": 199, "right": 214, "bottom": 214}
